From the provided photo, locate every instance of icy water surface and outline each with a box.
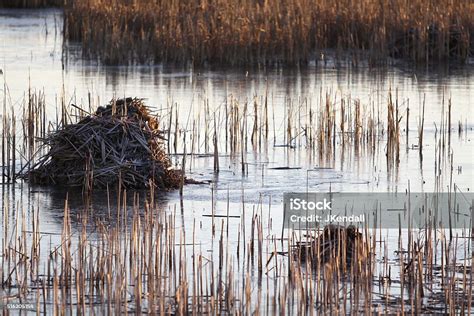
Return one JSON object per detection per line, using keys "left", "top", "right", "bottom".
{"left": 1, "top": 8, "right": 474, "bottom": 314}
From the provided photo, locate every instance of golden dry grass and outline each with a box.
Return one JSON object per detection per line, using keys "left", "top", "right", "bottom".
{"left": 64, "top": 0, "right": 473, "bottom": 66}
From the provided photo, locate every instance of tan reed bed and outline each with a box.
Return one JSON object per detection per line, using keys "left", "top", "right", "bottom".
{"left": 0, "top": 78, "right": 463, "bottom": 194}
{"left": 163, "top": 88, "right": 409, "bottom": 172}
{"left": 64, "top": 0, "right": 473, "bottom": 66}
{"left": 0, "top": 90, "right": 445, "bottom": 189}
{"left": 0, "top": 85, "right": 472, "bottom": 313}
{"left": 1, "top": 184, "right": 473, "bottom": 314}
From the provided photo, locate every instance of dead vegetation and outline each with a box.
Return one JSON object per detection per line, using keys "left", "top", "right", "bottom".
{"left": 0, "top": 85, "right": 470, "bottom": 313}
{"left": 64, "top": 0, "right": 473, "bottom": 66}
{"left": 293, "top": 225, "right": 367, "bottom": 268}
{"left": 24, "top": 98, "right": 182, "bottom": 189}
{"left": 1, "top": 188, "right": 473, "bottom": 314}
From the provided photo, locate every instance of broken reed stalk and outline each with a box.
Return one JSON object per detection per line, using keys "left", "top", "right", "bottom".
{"left": 406, "top": 101, "right": 410, "bottom": 151}
{"left": 386, "top": 90, "right": 401, "bottom": 171}
{"left": 419, "top": 93, "right": 426, "bottom": 160}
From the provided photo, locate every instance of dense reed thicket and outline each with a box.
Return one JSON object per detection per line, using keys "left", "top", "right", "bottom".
{"left": 0, "top": 84, "right": 471, "bottom": 313}
{"left": 2, "top": 186, "right": 473, "bottom": 314}
{"left": 64, "top": 0, "right": 473, "bottom": 66}
{"left": 0, "top": 0, "right": 63, "bottom": 8}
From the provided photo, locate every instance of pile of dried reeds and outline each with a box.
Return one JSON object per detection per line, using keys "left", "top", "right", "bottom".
{"left": 25, "top": 98, "right": 182, "bottom": 189}
{"left": 293, "top": 225, "right": 366, "bottom": 268}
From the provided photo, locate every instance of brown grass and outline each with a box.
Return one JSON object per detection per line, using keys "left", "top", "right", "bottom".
{"left": 64, "top": 0, "right": 473, "bottom": 66}
{"left": 0, "top": 84, "right": 471, "bottom": 313}
{"left": 1, "top": 186, "right": 473, "bottom": 314}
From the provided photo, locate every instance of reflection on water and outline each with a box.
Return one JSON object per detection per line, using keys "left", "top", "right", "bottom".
{"left": 1, "top": 9, "right": 472, "bottom": 195}
{"left": 0, "top": 8, "right": 473, "bottom": 314}
{"left": 1, "top": 9, "right": 473, "bottom": 126}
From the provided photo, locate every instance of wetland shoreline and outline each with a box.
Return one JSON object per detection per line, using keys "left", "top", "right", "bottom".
{"left": 0, "top": 6, "right": 473, "bottom": 315}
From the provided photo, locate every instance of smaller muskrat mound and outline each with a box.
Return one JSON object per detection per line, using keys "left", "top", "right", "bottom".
{"left": 26, "top": 98, "right": 182, "bottom": 189}
{"left": 293, "top": 225, "right": 368, "bottom": 268}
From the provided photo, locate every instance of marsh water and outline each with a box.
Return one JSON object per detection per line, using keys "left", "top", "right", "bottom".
{"left": 1, "top": 9, "right": 474, "bottom": 313}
